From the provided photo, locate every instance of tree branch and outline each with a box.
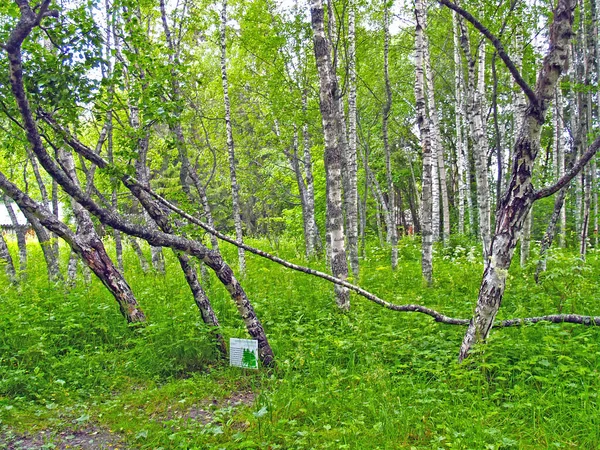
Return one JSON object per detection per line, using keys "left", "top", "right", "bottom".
{"left": 437, "top": 0, "right": 538, "bottom": 108}
{"left": 534, "top": 135, "right": 600, "bottom": 200}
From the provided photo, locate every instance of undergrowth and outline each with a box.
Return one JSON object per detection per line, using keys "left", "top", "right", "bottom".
{"left": 0, "top": 237, "right": 599, "bottom": 449}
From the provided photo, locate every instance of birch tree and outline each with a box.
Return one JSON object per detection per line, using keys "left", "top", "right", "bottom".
{"left": 220, "top": 0, "right": 246, "bottom": 274}
{"left": 310, "top": 0, "right": 350, "bottom": 310}
{"left": 441, "top": 0, "right": 591, "bottom": 360}
{"left": 383, "top": 0, "right": 398, "bottom": 268}
{"left": 415, "top": 0, "right": 433, "bottom": 285}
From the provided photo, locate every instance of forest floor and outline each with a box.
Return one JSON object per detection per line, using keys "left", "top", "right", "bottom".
{"left": 1, "top": 237, "right": 599, "bottom": 449}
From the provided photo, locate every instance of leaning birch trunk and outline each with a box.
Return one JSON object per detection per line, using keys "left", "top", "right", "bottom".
{"left": 383, "top": 2, "right": 398, "bottom": 269}
{"left": 220, "top": 0, "right": 245, "bottom": 274}
{"left": 59, "top": 149, "right": 146, "bottom": 323}
{"left": 458, "top": 0, "right": 576, "bottom": 361}
{"left": 4, "top": 198, "right": 27, "bottom": 274}
{"left": 310, "top": 0, "right": 350, "bottom": 310}
{"left": 346, "top": 3, "right": 360, "bottom": 277}
{"left": 454, "top": 12, "right": 466, "bottom": 234}
{"left": 458, "top": 18, "right": 491, "bottom": 259}
{"left": 1, "top": 3, "right": 275, "bottom": 359}
{"left": 415, "top": 0, "right": 433, "bottom": 285}
{"left": 0, "top": 229, "right": 17, "bottom": 283}
{"left": 424, "top": 32, "right": 450, "bottom": 243}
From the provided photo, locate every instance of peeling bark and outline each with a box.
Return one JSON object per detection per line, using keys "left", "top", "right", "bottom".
{"left": 457, "top": 0, "right": 577, "bottom": 361}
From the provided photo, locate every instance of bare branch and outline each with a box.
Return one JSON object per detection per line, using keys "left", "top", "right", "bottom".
{"left": 534, "top": 135, "right": 600, "bottom": 200}
{"left": 437, "top": 0, "right": 538, "bottom": 108}
{"left": 498, "top": 314, "right": 600, "bottom": 327}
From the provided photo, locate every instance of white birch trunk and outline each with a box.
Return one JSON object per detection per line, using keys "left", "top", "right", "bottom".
{"left": 347, "top": 3, "right": 360, "bottom": 276}
{"left": 302, "top": 90, "right": 321, "bottom": 256}
{"left": 310, "top": 0, "right": 350, "bottom": 310}
{"left": 0, "top": 229, "right": 16, "bottom": 283}
{"left": 415, "top": 0, "right": 433, "bottom": 285}
{"left": 220, "top": 0, "right": 246, "bottom": 274}
{"left": 458, "top": 18, "right": 491, "bottom": 259}
{"left": 554, "top": 86, "right": 566, "bottom": 248}
{"left": 424, "top": 34, "right": 451, "bottom": 243}
{"left": 383, "top": 2, "right": 398, "bottom": 268}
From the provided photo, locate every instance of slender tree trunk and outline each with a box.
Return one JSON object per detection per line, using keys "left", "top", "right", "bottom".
{"left": 554, "top": 87, "right": 567, "bottom": 248}
{"left": 220, "top": 0, "right": 246, "bottom": 274}
{"left": 129, "top": 237, "right": 150, "bottom": 273}
{"left": 415, "top": 0, "right": 433, "bottom": 285}
{"left": 302, "top": 90, "right": 321, "bottom": 257}
{"left": 454, "top": 13, "right": 467, "bottom": 235}
{"left": 285, "top": 126, "right": 312, "bottom": 257}
{"left": 520, "top": 208, "right": 532, "bottom": 266}
{"left": 383, "top": 2, "right": 398, "bottom": 269}
{"left": 458, "top": 0, "right": 576, "bottom": 360}
{"left": 3, "top": 198, "right": 27, "bottom": 274}
{"left": 67, "top": 250, "right": 79, "bottom": 286}
{"left": 581, "top": 164, "right": 591, "bottom": 259}
{"left": 23, "top": 209, "right": 62, "bottom": 282}
{"left": 310, "top": 0, "right": 350, "bottom": 310}
{"left": 458, "top": 18, "right": 491, "bottom": 259}
{"left": 0, "top": 230, "right": 17, "bottom": 283}
{"left": 535, "top": 187, "right": 567, "bottom": 281}
{"left": 346, "top": 3, "right": 360, "bottom": 276}
{"left": 424, "top": 32, "right": 451, "bottom": 243}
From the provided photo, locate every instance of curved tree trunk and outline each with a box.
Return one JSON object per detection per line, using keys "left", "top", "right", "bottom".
{"left": 59, "top": 149, "right": 145, "bottom": 323}
{"left": 458, "top": 0, "right": 576, "bottom": 360}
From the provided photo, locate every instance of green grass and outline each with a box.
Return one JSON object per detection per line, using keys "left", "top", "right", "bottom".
{"left": 1, "top": 236, "right": 599, "bottom": 448}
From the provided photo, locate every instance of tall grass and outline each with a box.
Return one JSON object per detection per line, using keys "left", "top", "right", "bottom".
{"left": 1, "top": 237, "right": 599, "bottom": 448}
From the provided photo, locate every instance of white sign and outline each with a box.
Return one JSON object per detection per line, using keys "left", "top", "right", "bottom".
{"left": 230, "top": 338, "right": 259, "bottom": 369}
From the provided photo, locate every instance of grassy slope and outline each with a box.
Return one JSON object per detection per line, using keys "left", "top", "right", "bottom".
{"left": 0, "top": 237, "right": 599, "bottom": 449}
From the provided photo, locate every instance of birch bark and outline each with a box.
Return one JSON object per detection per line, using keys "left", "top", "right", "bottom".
{"left": 0, "top": 229, "right": 16, "bottom": 283}
{"left": 4, "top": 197, "right": 27, "bottom": 274}
{"left": 453, "top": 13, "right": 466, "bottom": 234}
{"left": 415, "top": 0, "right": 433, "bottom": 285}
{"left": 458, "top": 0, "right": 576, "bottom": 360}
{"left": 347, "top": 3, "right": 360, "bottom": 276}
{"left": 58, "top": 149, "right": 146, "bottom": 324}
{"left": 458, "top": 19, "right": 491, "bottom": 258}
{"left": 383, "top": 1, "right": 398, "bottom": 268}
{"left": 310, "top": 0, "right": 350, "bottom": 309}
{"left": 302, "top": 90, "right": 321, "bottom": 257}
{"left": 220, "top": 0, "right": 246, "bottom": 274}
{"left": 424, "top": 31, "right": 451, "bottom": 243}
